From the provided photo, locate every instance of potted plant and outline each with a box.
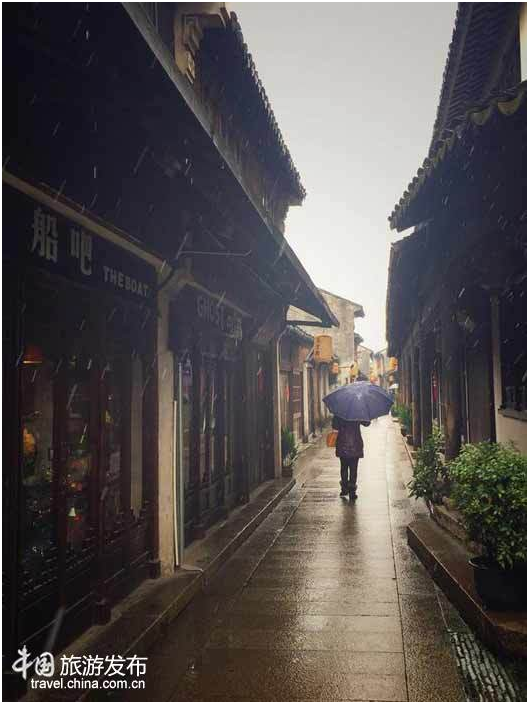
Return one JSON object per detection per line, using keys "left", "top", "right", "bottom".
{"left": 407, "top": 423, "right": 447, "bottom": 512}
{"left": 281, "top": 427, "right": 298, "bottom": 471}
{"left": 395, "top": 404, "right": 411, "bottom": 436}
{"left": 449, "top": 442, "right": 527, "bottom": 610}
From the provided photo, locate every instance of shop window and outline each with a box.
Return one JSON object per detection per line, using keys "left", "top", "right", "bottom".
{"left": 500, "top": 282, "right": 527, "bottom": 412}
{"left": 208, "top": 366, "right": 217, "bottom": 479}
{"left": 64, "top": 353, "right": 93, "bottom": 553}
{"left": 181, "top": 357, "right": 193, "bottom": 490}
{"left": 222, "top": 367, "right": 235, "bottom": 471}
{"left": 199, "top": 366, "right": 207, "bottom": 483}
{"left": 20, "top": 351, "right": 56, "bottom": 579}
{"left": 130, "top": 354, "right": 143, "bottom": 519}
{"left": 102, "top": 360, "right": 123, "bottom": 538}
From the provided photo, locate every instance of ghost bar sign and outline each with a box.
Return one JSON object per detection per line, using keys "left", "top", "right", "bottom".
{"left": 8, "top": 187, "right": 156, "bottom": 304}
{"left": 196, "top": 293, "right": 243, "bottom": 340}
{"left": 170, "top": 286, "right": 243, "bottom": 353}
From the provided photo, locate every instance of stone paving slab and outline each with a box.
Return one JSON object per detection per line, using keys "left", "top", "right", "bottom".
{"left": 97, "top": 417, "right": 468, "bottom": 701}
{"left": 174, "top": 648, "right": 407, "bottom": 701}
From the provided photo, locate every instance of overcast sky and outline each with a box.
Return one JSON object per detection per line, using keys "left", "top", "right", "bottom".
{"left": 231, "top": 2, "right": 456, "bottom": 351}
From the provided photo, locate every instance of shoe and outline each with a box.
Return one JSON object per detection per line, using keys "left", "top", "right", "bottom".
{"left": 340, "top": 487, "right": 348, "bottom": 497}
{"left": 349, "top": 485, "right": 358, "bottom": 501}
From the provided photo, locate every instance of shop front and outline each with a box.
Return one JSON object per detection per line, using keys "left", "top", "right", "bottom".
{"left": 170, "top": 283, "right": 275, "bottom": 547}
{"left": 3, "top": 184, "right": 159, "bottom": 660}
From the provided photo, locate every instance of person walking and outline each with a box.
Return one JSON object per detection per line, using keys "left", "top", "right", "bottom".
{"left": 331, "top": 416, "right": 370, "bottom": 500}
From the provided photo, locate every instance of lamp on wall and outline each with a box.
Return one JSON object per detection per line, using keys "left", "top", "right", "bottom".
{"left": 23, "top": 344, "right": 44, "bottom": 365}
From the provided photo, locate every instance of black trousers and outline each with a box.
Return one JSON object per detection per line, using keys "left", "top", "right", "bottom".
{"left": 340, "top": 457, "right": 359, "bottom": 489}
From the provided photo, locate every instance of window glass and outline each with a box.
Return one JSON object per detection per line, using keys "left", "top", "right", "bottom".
{"left": 199, "top": 366, "right": 207, "bottom": 482}
{"left": 102, "top": 360, "right": 123, "bottom": 537}
{"left": 130, "top": 354, "right": 143, "bottom": 519}
{"left": 208, "top": 366, "right": 216, "bottom": 478}
{"left": 182, "top": 357, "right": 193, "bottom": 490}
{"left": 64, "top": 353, "right": 92, "bottom": 553}
{"left": 500, "top": 281, "right": 527, "bottom": 411}
{"left": 20, "top": 351, "right": 56, "bottom": 579}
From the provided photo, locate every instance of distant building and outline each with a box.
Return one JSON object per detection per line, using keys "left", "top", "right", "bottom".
{"left": 356, "top": 344, "right": 374, "bottom": 379}
{"left": 373, "top": 349, "right": 398, "bottom": 391}
{"left": 288, "top": 289, "right": 365, "bottom": 386}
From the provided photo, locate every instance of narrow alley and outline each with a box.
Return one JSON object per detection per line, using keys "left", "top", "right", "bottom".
{"left": 4, "top": 4, "right": 527, "bottom": 702}
{"left": 120, "top": 419, "right": 465, "bottom": 702}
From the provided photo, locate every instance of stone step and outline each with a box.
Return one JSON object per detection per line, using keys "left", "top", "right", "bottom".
{"left": 407, "top": 517, "right": 526, "bottom": 660}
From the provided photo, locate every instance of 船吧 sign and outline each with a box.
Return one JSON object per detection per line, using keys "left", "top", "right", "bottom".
{"left": 4, "top": 185, "right": 156, "bottom": 304}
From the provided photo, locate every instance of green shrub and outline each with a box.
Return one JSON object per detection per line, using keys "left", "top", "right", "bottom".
{"left": 449, "top": 442, "right": 527, "bottom": 570}
{"left": 281, "top": 427, "right": 298, "bottom": 465}
{"left": 392, "top": 403, "right": 412, "bottom": 432}
{"left": 407, "top": 423, "right": 447, "bottom": 507}
{"left": 399, "top": 405, "right": 412, "bottom": 434}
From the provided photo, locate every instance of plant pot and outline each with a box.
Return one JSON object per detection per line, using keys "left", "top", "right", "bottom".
{"left": 469, "top": 556, "right": 527, "bottom": 610}
{"left": 406, "top": 434, "right": 413, "bottom": 445}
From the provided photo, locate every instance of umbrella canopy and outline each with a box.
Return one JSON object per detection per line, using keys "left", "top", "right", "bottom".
{"left": 323, "top": 381, "right": 394, "bottom": 421}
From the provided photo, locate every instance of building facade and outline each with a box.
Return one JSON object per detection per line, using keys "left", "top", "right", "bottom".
{"left": 3, "top": 3, "right": 336, "bottom": 691}
{"left": 386, "top": 3, "right": 526, "bottom": 457}
{"left": 373, "top": 349, "right": 398, "bottom": 391}
{"left": 279, "top": 326, "right": 314, "bottom": 445}
{"left": 356, "top": 344, "right": 374, "bottom": 381}
{"left": 289, "top": 290, "right": 364, "bottom": 386}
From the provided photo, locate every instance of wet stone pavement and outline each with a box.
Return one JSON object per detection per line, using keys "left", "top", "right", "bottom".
{"left": 118, "top": 418, "right": 469, "bottom": 701}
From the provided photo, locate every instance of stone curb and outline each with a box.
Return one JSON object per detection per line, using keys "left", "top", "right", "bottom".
{"left": 407, "top": 518, "right": 526, "bottom": 661}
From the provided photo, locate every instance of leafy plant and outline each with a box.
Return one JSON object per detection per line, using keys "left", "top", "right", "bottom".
{"left": 449, "top": 442, "right": 527, "bottom": 570}
{"left": 392, "top": 403, "right": 412, "bottom": 433}
{"left": 398, "top": 405, "right": 412, "bottom": 434}
{"left": 407, "top": 423, "right": 447, "bottom": 507}
{"left": 281, "top": 427, "right": 298, "bottom": 466}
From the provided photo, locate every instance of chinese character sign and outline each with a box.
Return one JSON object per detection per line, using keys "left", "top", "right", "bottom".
{"left": 5, "top": 186, "right": 157, "bottom": 304}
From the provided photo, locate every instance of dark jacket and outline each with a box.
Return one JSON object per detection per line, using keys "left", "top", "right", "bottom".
{"left": 332, "top": 416, "right": 371, "bottom": 459}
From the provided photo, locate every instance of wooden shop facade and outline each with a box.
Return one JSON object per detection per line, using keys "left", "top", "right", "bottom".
{"left": 387, "top": 3, "right": 526, "bottom": 459}
{"left": 3, "top": 3, "right": 336, "bottom": 690}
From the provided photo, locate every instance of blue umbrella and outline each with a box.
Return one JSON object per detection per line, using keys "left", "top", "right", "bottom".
{"left": 323, "top": 381, "right": 394, "bottom": 421}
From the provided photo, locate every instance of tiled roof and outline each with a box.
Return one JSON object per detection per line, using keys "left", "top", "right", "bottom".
{"left": 285, "top": 324, "right": 314, "bottom": 345}
{"left": 318, "top": 289, "right": 365, "bottom": 317}
{"left": 429, "top": 3, "right": 519, "bottom": 155}
{"left": 389, "top": 81, "right": 526, "bottom": 231}
{"left": 227, "top": 11, "right": 306, "bottom": 201}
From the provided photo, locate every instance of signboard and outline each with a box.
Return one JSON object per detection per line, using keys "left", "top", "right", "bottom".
{"left": 195, "top": 292, "right": 243, "bottom": 341}
{"left": 3, "top": 185, "right": 157, "bottom": 305}
{"left": 169, "top": 285, "right": 244, "bottom": 353}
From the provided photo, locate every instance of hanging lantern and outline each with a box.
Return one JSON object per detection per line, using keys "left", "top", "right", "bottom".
{"left": 68, "top": 507, "right": 77, "bottom": 518}
{"left": 314, "top": 335, "right": 333, "bottom": 363}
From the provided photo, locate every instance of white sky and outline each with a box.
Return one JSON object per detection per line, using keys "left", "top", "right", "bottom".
{"left": 231, "top": 1, "right": 456, "bottom": 351}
